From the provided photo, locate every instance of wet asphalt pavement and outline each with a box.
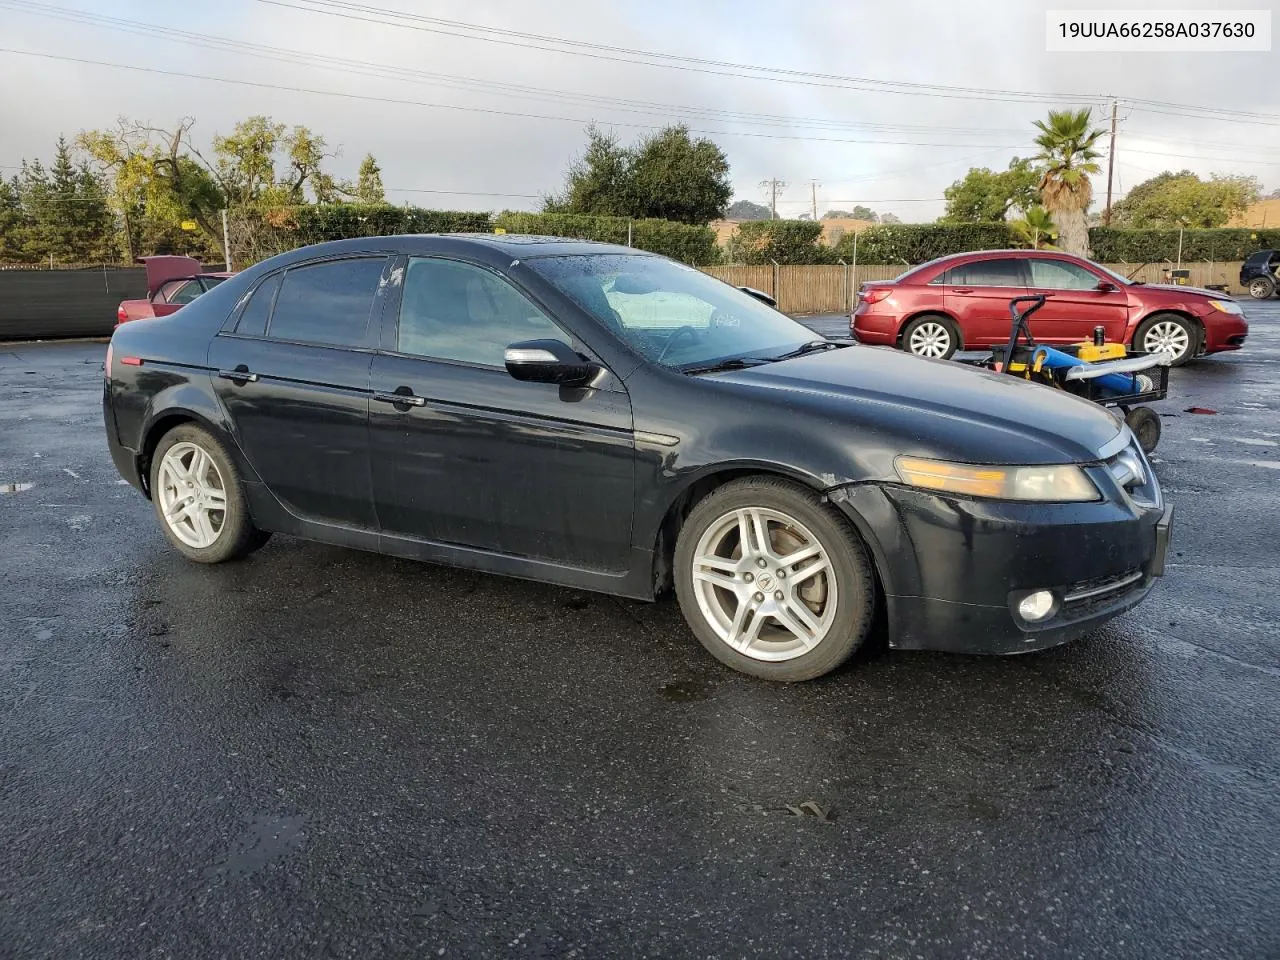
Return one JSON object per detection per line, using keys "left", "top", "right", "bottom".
{"left": 2, "top": 306, "right": 1279, "bottom": 959}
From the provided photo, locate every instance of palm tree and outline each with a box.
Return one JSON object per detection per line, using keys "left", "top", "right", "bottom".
{"left": 1032, "top": 109, "right": 1104, "bottom": 256}
{"left": 1010, "top": 206, "right": 1058, "bottom": 249}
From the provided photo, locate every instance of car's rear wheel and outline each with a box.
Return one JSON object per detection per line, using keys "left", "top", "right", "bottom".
{"left": 1247, "top": 275, "right": 1276, "bottom": 299}
{"left": 901, "top": 315, "right": 959, "bottom": 360}
{"left": 1134, "top": 313, "right": 1197, "bottom": 366}
{"left": 150, "top": 424, "right": 270, "bottom": 563}
{"left": 673, "top": 478, "right": 875, "bottom": 681}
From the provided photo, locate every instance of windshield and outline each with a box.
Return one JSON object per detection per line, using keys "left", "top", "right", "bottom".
{"left": 1092, "top": 262, "right": 1136, "bottom": 285}
{"left": 526, "top": 254, "right": 819, "bottom": 369}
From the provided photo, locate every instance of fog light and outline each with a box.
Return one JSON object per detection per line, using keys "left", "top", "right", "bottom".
{"left": 1017, "top": 590, "right": 1056, "bottom": 622}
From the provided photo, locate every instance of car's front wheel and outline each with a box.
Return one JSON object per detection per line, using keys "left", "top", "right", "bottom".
{"left": 673, "top": 478, "right": 876, "bottom": 681}
{"left": 901, "top": 314, "right": 960, "bottom": 360}
{"left": 150, "top": 424, "right": 270, "bottom": 563}
{"left": 1134, "top": 313, "right": 1198, "bottom": 366}
{"left": 1247, "top": 275, "right": 1276, "bottom": 299}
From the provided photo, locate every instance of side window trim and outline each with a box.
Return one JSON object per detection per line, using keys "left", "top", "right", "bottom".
{"left": 390, "top": 255, "right": 575, "bottom": 368}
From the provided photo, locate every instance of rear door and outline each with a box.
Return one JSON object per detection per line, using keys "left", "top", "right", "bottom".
{"left": 209, "top": 256, "right": 390, "bottom": 528}
{"left": 943, "top": 257, "right": 1029, "bottom": 346}
{"left": 1025, "top": 257, "right": 1130, "bottom": 343}
{"left": 368, "top": 255, "right": 635, "bottom": 571}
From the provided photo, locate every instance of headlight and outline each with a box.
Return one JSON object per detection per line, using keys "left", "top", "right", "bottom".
{"left": 1207, "top": 299, "right": 1243, "bottom": 315}
{"left": 895, "top": 457, "right": 1100, "bottom": 502}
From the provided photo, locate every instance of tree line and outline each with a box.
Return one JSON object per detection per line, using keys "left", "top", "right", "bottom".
{"left": 939, "top": 108, "right": 1264, "bottom": 253}
{"left": 1, "top": 116, "right": 387, "bottom": 265}
{"left": 2, "top": 108, "right": 1271, "bottom": 267}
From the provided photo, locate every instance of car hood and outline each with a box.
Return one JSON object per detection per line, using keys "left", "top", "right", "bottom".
{"left": 1137, "top": 283, "right": 1224, "bottom": 299}
{"left": 708, "top": 346, "right": 1125, "bottom": 466}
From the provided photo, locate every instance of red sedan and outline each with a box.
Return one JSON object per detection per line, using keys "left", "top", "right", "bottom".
{"left": 852, "top": 249, "right": 1249, "bottom": 365}
{"left": 116, "top": 256, "right": 232, "bottom": 327}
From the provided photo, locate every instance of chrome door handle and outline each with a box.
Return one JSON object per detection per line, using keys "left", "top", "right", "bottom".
{"left": 373, "top": 390, "right": 426, "bottom": 407}
{"left": 218, "top": 369, "right": 258, "bottom": 384}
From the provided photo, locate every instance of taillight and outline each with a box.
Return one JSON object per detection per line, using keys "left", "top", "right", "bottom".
{"left": 859, "top": 287, "right": 892, "bottom": 305}
{"left": 116, "top": 304, "right": 127, "bottom": 324}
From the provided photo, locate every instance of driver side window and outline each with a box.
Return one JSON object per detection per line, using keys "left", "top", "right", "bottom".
{"left": 397, "top": 258, "right": 570, "bottom": 366}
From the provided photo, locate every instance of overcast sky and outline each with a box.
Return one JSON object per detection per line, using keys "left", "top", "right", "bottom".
{"left": 1, "top": 0, "right": 1277, "bottom": 222}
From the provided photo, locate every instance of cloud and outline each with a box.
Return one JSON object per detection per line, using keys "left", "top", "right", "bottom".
{"left": 1, "top": 0, "right": 1276, "bottom": 223}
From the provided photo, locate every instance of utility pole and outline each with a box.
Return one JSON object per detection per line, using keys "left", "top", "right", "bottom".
{"left": 810, "top": 179, "right": 819, "bottom": 221}
{"left": 221, "top": 208, "right": 232, "bottom": 272}
{"left": 1103, "top": 99, "right": 1118, "bottom": 226}
{"left": 760, "top": 179, "right": 787, "bottom": 219}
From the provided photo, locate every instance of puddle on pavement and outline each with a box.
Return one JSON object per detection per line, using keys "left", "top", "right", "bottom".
{"left": 661, "top": 679, "right": 715, "bottom": 703}
{"left": 203, "top": 813, "right": 308, "bottom": 878}
{"left": 1, "top": 482, "right": 34, "bottom": 494}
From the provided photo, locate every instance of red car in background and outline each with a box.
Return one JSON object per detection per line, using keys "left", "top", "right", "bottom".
{"left": 852, "top": 249, "right": 1249, "bottom": 366}
{"left": 116, "top": 256, "right": 232, "bottom": 326}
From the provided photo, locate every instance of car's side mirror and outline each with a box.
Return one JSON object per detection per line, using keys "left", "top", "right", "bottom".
{"left": 1095, "top": 280, "right": 1117, "bottom": 292}
{"left": 738, "top": 286, "right": 777, "bottom": 308}
{"left": 504, "top": 339, "right": 597, "bottom": 386}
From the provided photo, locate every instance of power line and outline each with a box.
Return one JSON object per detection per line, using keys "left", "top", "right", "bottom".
{"left": 0, "top": 48, "right": 1027, "bottom": 151}
{"left": 0, "top": 0, "right": 1036, "bottom": 141}
{"left": 262, "top": 0, "right": 1110, "bottom": 107}
{"left": 263, "top": 1, "right": 1280, "bottom": 129}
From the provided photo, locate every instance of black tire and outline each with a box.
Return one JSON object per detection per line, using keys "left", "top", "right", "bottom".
{"left": 1247, "top": 275, "right": 1275, "bottom": 300}
{"left": 900, "top": 314, "right": 961, "bottom": 361}
{"left": 149, "top": 423, "right": 270, "bottom": 563}
{"left": 1124, "top": 406, "right": 1162, "bottom": 454}
{"left": 673, "top": 477, "right": 876, "bottom": 682}
{"left": 1133, "top": 312, "right": 1198, "bottom": 367}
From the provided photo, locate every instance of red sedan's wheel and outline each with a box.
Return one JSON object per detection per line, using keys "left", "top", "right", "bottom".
{"left": 901, "top": 315, "right": 960, "bottom": 360}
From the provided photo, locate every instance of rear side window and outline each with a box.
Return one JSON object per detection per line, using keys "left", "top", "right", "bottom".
{"left": 948, "top": 259, "right": 1027, "bottom": 287}
{"left": 268, "top": 258, "right": 388, "bottom": 347}
{"left": 235, "top": 273, "right": 281, "bottom": 337}
{"left": 159, "top": 279, "right": 202, "bottom": 304}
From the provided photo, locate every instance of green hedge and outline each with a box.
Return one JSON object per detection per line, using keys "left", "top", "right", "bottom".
{"left": 724, "top": 220, "right": 836, "bottom": 265}
{"left": 493, "top": 211, "right": 719, "bottom": 264}
{"left": 291, "top": 204, "right": 492, "bottom": 239}
{"left": 1088, "top": 228, "right": 1280, "bottom": 263}
{"left": 833, "top": 223, "right": 1018, "bottom": 264}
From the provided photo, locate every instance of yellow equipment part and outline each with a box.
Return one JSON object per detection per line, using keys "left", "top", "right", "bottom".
{"left": 1075, "top": 341, "right": 1127, "bottom": 362}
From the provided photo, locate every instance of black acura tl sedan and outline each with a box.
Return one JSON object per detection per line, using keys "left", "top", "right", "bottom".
{"left": 104, "top": 234, "right": 1171, "bottom": 681}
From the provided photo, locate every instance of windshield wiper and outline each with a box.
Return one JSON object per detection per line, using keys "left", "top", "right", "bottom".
{"left": 681, "top": 356, "right": 772, "bottom": 375}
{"left": 768, "top": 339, "right": 847, "bottom": 361}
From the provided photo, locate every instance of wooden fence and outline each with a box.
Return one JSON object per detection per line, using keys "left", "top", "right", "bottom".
{"left": 703, "top": 262, "right": 1247, "bottom": 315}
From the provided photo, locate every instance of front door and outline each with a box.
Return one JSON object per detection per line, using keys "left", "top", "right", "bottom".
{"left": 209, "top": 256, "right": 390, "bottom": 528}
{"left": 942, "top": 257, "right": 1029, "bottom": 346}
{"left": 1025, "top": 258, "right": 1131, "bottom": 343}
{"left": 369, "top": 256, "right": 635, "bottom": 572}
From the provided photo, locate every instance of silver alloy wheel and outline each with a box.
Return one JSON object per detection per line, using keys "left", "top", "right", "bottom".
{"left": 1142, "top": 320, "right": 1191, "bottom": 361}
{"left": 689, "top": 506, "right": 838, "bottom": 662}
{"left": 157, "top": 441, "right": 227, "bottom": 549}
{"left": 907, "top": 321, "right": 952, "bottom": 358}
{"left": 1249, "top": 277, "right": 1274, "bottom": 299}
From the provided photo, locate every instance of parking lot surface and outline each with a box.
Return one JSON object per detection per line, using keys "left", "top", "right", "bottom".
{"left": 2, "top": 305, "right": 1279, "bottom": 959}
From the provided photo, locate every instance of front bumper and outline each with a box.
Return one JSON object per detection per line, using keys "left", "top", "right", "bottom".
{"left": 1199, "top": 311, "right": 1249, "bottom": 353}
{"left": 830, "top": 458, "right": 1169, "bottom": 655}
